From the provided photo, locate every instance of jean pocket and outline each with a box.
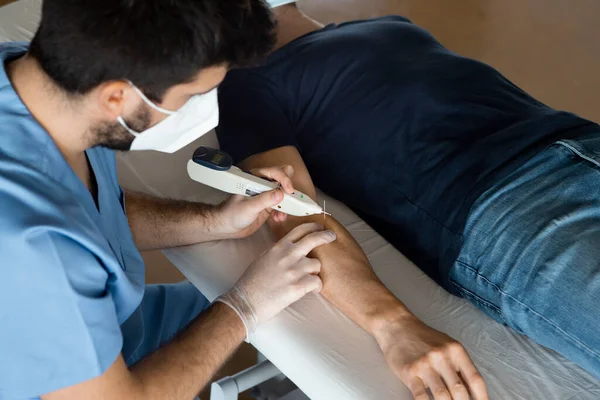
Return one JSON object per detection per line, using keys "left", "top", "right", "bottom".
{"left": 556, "top": 135, "right": 600, "bottom": 170}
{"left": 451, "top": 279, "right": 508, "bottom": 326}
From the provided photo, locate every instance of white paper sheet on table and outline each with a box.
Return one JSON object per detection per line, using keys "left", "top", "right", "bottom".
{"left": 2, "top": 2, "right": 600, "bottom": 398}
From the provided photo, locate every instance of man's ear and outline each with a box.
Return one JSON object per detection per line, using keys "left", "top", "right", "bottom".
{"left": 95, "top": 81, "right": 138, "bottom": 120}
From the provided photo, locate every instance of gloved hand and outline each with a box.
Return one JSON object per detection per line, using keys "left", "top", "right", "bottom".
{"left": 216, "top": 223, "right": 336, "bottom": 338}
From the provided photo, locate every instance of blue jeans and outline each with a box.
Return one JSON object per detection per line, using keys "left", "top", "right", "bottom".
{"left": 449, "top": 133, "right": 600, "bottom": 378}
{"left": 120, "top": 282, "right": 211, "bottom": 365}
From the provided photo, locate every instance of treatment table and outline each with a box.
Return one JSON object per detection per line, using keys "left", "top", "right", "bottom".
{"left": 116, "top": 134, "right": 600, "bottom": 400}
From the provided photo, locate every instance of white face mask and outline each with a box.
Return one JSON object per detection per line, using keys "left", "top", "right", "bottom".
{"left": 117, "top": 81, "right": 219, "bottom": 153}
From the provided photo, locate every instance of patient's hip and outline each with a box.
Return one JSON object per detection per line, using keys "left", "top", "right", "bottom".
{"left": 449, "top": 133, "right": 600, "bottom": 378}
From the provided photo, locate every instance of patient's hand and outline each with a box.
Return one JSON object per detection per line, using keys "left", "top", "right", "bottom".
{"left": 376, "top": 315, "right": 488, "bottom": 400}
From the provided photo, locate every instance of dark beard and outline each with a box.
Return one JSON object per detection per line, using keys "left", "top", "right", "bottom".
{"left": 91, "top": 104, "right": 151, "bottom": 151}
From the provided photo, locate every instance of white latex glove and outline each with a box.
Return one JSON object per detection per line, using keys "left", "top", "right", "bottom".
{"left": 216, "top": 223, "right": 336, "bottom": 338}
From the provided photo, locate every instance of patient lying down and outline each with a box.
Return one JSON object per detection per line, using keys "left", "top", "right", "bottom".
{"left": 216, "top": 4, "right": 600, "bottom": 400}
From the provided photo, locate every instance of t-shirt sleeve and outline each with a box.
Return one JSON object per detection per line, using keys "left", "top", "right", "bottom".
{"left": 216, "top": 69, "right": 297, "bottom": 164}
{"left": 0, "top": 196, "right": 123, "bottom": 398}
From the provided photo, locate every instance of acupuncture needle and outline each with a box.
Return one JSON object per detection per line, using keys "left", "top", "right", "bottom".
{"left": 323, "top": 200, "right": 331, "bottom": 222}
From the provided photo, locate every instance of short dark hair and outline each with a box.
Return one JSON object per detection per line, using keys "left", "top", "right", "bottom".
{"left": 29, "top": 0, "right": 276, "bottom": 101}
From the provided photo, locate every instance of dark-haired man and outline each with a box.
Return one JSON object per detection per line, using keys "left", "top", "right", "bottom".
{"left": 216, "top": 3, "right": 600, "bottom": 400}
{"left": 0, "top": 0, "right": 337, "bottom": 398}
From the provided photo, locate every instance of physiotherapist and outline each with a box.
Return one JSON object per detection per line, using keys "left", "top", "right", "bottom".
{"left": 0, "top": 0, "right": 335, "bottom": 399}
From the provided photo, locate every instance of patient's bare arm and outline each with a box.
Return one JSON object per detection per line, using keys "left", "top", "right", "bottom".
{"left": 241, "top": 146, "right": 488, "bottom": 400}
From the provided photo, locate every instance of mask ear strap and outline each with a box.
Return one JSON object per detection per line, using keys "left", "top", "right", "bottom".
{"left": 117, "top": 116, "right": 140, "bottom": 137}
{"left": 125, "top": 80, "right": 176, "bottom": 115}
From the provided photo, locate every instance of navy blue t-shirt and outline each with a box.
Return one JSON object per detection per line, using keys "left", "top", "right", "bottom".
{"left": 216, "top": 16, "right": 598, "bottom": 292}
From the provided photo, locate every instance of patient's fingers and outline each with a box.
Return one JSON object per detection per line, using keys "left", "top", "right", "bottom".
{"left": 454, "top": 349, "right": 488, "bottom": 400}
{"left": 406, "top": 377, "right": 429, "bottom": 400}
{"left": 437, "top": 359, "right": 469, "bottom": 400}
{"left": 421, "top": 368, "right": 451, "bottom": 400}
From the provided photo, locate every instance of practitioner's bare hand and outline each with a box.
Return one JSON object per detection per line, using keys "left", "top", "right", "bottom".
{"left": 213, "top": 165, "right": 295, "bottom": 239}
{"left": 248, "top": 164, "right": 295, "bottom": 223}
{"left": 376, "top": 315, "right": 488, "bottom": 400}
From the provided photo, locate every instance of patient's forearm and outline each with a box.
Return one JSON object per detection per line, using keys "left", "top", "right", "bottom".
{"left": 269, "top": 215, "right": 413, "bottom": 338}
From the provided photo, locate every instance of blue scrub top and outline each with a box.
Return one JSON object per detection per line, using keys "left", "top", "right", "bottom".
{"left": 0, "top": 43, "right": 145, "bottom": 398}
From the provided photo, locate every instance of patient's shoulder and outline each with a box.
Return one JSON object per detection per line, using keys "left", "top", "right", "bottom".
{"left": 220, "top": 67, "right": 280, "bottom": 101}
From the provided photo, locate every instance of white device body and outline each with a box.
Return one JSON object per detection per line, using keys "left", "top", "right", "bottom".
{"left": 187, "top": 160, "right": 324, "bottom": 217}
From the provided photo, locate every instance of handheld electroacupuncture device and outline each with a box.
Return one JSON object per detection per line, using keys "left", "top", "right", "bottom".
{"left": 187, "top": 147, "right": 329, "bottom": 217}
